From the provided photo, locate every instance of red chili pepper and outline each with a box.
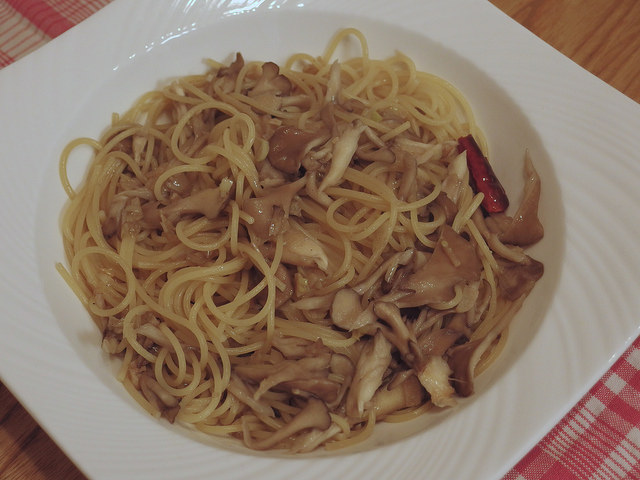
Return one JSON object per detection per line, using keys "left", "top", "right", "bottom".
{"left": 457, "top": 135, "right": 509, "bottom": 214}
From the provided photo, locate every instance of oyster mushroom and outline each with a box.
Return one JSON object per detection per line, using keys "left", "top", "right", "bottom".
{"left": 279, "top": 224, "right": 330, "bottom": 271}
{"left": 345, "top": 332, "right": 392, "bottom": 418}
{"left": 227, "top": 374, "right": 275, "bottom": 418}
{"left": 160, "top": 179, "right": 234, "bottom": 225}
{"left": 243, "top": 176, "right": 306, "bottom": 239}
{"left": 373, "top": 301, "right": 415, "bottom": 356}
{"left": 248, "top": 61, "right": 292, "bottom": 98}
{"left": 268, "top": 125, "right": 321, "bottom": 174}
{"left": 243, "top": 397, "right": 332, "bottom": 451}
{"left": 416, "top": 355, "right": 457, "bottom": 408}
{"left": 318, "top": 121, "right": 367, "bottom": 192}
{"left": 372, "top": 374, "right": 425, "bottom": 418}
{"left": 447, "top": 339, "right": 483, "bottom": 397}
{"left": 396, "top": 225, "right": 482, "bottom": 308}
{"left": 215, "top": 52, "right": 245, "bottom": 94}
{"left": 247, "top": 61, "right": 292, "bottom": 111}
{"left": 488, "top": 152, "right": 544, "bottom": 247}
{"left": 330, "top": 288, "right": 377, "bottom": 331}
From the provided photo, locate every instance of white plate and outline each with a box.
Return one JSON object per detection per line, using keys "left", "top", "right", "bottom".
{"left": 1, "top": 0, "right": 639, "bottom": 478}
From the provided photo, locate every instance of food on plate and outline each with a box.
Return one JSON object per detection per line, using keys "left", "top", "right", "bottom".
{"left": 58, "top": 28, "right": 544, "bottom": 452}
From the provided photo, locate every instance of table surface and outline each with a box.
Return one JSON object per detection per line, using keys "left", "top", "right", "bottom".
{"left": 1, "top": 1, "right": 639, "bottom": 478}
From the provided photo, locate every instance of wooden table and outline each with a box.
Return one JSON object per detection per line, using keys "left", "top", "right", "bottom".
{"left": 1, "top": 1, "right": 639, "bottom": 478}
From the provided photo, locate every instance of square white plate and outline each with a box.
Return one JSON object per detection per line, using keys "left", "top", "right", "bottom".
{"left": 1, "top": 0, "right": 639, "bottom": 478}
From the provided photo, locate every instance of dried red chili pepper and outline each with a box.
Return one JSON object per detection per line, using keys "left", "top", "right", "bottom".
{"left": 457, "top": 135, "right": 509, "bottom": 214}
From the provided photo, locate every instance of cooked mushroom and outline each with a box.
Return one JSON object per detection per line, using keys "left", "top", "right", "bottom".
{"left": 470, "top": 154, "right": 544, "bottom": 264}
{"left": 243, "top": 61, "right": 293, "bottom": 112}
{"left": 227, "top": 374, "right": 275, "bottom": 418}
{"left": 396, "top": 225, "right": 482, "bottom": 308}
{"left": 160, "top": 179, "right": 234, "bottom": 225}
{"left": 290, "top": 292, "right": 335, "bottom": 312}
{"left": 496, "top": 257, "right": 544, "bottom": 301}
{"left": 416, "top": 355, "right": 457, "bottom": 408}
{"left": 279, "top": 224, "right": 330, "bottom": 271}
{"left": 373, "top": 301, "right": 415, "bottom": 356}
{"left": 318, "top": 122, "right": 367, "bottom": 192}
{"left": 248, "top": 61, "right": 292, "bottom": 98}
{"left": 372, "top": 374, "right": 425, "bottom": 418}
{"left": 330, "top": 288, "right": 377, "bottom": 331}
{"left": 352, "top": 248, "right": 414, "bottom": 296}
{"left": 281, "top": 378, "right": 341, "bottom": 403}
{"left": 243, "top": 397, "right": 332, "bottom": 451}
{"left": 488, "top": 152, "right": 544, "bottom": 247}
{"left": 356, "top": 146, "right": 395, "bottom": 164}
{"left": 345, "top": 332, "right": 392, "bottom": 418}
{"left": 291, "top": 424, "right": 342, "bottom": 453}
{"left": 433, "top": 192, "right": 459, "bottom": 225}
{"left": 268, "top": 125, "right": 320, "bottom": 174}
{"left": 327, "top": 354, "right": 355, "bottom": 409}
{"left": 215, "top": 52, "right": 245, "bottom": 94}
{"left": 243, "top": 176, "right": 306, "bottom": 239}
{"left": 447, "top": 339, "right": 483, "bottom": 397}
{"left": 441, "top": 150, "right": 468, "bottom": 204}
{"left": 271, "top": 332, "right": 314, "bottom": 359}
{"left": 236, "top": 354, "right": 339, "bottom": 403}
{"left": 413, "top": 327, "right": 463, "bottom": 360}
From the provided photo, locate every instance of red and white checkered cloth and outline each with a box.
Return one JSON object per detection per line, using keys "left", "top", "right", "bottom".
{"left": 0, "top": 0, "right": 110, "bottom": 67}
{"left": 504, "top": 338, "right": 640, "bottom": 479}
{"left": 1, "top": 2, "right": 640, "bottom": 478}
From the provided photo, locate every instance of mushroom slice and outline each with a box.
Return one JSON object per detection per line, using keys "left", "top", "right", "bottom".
{"left": 372, "top": 374, "right": 425, "bottom": 418}
{"left": 395, "top": 150, "right": 418, "bottom": 202}
{"left": 441, "top": 150, "right": 469, "bottom": 204}
{"left": 290, "top": 292, "right": 335, "bottom": 312}
{"left": 345, "top": 332, "right": 393, "bottom": 418}
{"left": 243, "top": 176, "right": 306, "bottom": 239}
{"left": 248, "top": 61, "right": 292, "bottom": 98}
{"left": 271, "top": 331, "right": 313, "bottom": 359}
{"left": 496, "top": 256, "right": 544, "bottom": 301}
{"left": 373, "top": 301, "right": 415, "bottom": 356}
{"left": 227, "top": 374, "right": 275, "bottom": 418}
{"left": 319, "top": 122, "right": 367, "bottom": 192}
{"left": 327, "top": 353, "right": 355, "bottom": 409}
{"left": 161, "top": 179, "right": 234, "bottom": 224}
{"left": 281, "top": 378, "right": 341, "bottom": 403}
{"left": 244, "top": 397, "right": 331, "bottom": 451}
{"left": 330, "top": 288, "right": 377, "bottom": 331}
{"left": 215, "top": 52, "right": 245, "bottom": 93}
{"left": 356, "top": 146, "right": 395, "bottom": 163}
{"left": 447, "top": 339, "right": 483, "bottom": 397}
{"left": 252, "top": 355, "right": 331, "bottom": 400}
{"left": 353, "top": 248, "right": 414, "bottom": 296}
{"left": 268, "top": 125, "right": 320, "bottom": 174}
{"left": 416, "top": 355, "right": 457, "bottom": 408}
{"left": 291, "top": 424, "right": 342, "bottom": 454}
{"left": 280, "top": 223, "right": 330, "bottom": 271}
{"left": 490, "top": 152, "right": 544, "bottom": 247}
{"left": 413, "top": 327, "right": 463, "bottom": 361}
{"left": 397, "top": 225, "right": 482, "bottom": 308}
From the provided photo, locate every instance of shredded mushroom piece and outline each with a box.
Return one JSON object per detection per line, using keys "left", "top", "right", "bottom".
{"left": 243, "top": 398, "right": 332, "bottom": 450}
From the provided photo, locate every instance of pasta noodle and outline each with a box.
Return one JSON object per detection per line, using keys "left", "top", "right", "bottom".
{"left": 58, "top": 28, "right": 544, "bottom": 452}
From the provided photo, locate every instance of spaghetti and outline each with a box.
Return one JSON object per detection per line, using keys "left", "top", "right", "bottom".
{"left": 58, "top": 28, "right": 544, "bottom": 452}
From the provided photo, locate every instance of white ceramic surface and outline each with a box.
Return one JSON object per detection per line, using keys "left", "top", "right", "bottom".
{"left": 0, "top": 0, "right": 639, "bottom": 479}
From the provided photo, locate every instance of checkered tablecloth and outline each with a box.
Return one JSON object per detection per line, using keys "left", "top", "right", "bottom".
{"left": 1, "top": 1, "right": 639, "bottom": 478}
{"left": 504, "top": 341, "right": 640, "bottom": 479}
